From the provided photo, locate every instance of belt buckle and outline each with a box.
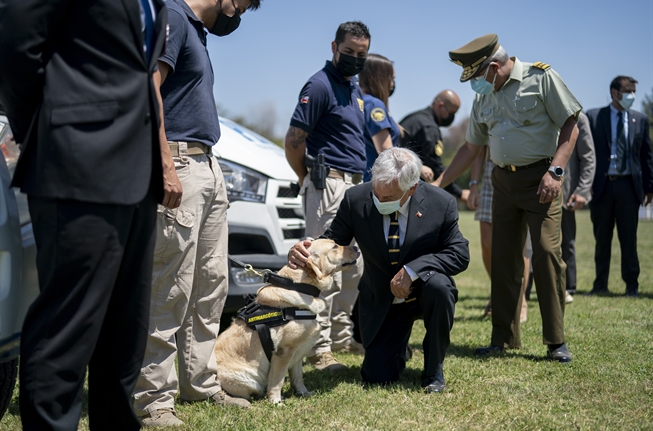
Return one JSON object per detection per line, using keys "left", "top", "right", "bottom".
{"left": 507, "top": 165, "right": 516, "bottom": 172}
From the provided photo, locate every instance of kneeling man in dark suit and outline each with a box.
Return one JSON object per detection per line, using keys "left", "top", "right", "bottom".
{"left": 289, "top": 147, "right": 469, "bottom": 392}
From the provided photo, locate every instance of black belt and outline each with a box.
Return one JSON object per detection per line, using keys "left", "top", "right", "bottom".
{"left": 498, "top": 158, "right": 551, "bottom": 172}
{"left": 606, "top": 174, "right": 630, "bottom": 181}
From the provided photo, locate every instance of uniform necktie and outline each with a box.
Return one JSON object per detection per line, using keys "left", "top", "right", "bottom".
{"left": 388, "top": 211, "right": 400, "bottom": 267}
{"left": 140, "top": 0, "right": 155, "bottom": 62}
{"left": 616, "top": 111, "right": 628, "bottom": 173}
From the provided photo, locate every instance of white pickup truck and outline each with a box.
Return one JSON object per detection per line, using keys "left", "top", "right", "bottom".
{"left": 0, "top": 116, "right": 304, "bottom": 419}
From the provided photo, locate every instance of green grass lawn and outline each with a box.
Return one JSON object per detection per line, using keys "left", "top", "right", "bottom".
{"left": 2, "top": 210, "right": 652, "bottom": 430}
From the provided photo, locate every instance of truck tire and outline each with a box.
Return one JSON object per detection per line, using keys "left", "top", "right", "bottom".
{"left": 0, "top": 358, "right": 18, "bottom": 420}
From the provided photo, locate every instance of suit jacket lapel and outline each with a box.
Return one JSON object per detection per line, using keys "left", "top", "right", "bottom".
{"left": 121, "top": 0, "right": 145, "bottom": 64}
{"left": 599, "top": 106, "right": 611, "bottom": 149}
{"left": 398, "top": 184, "right": 426, "bottom": 264}
{"left": 627, "top": 110, "right": 636, "bottom": 149}
{"left": 364, "top": 193, "right": 389, "bottom": 263}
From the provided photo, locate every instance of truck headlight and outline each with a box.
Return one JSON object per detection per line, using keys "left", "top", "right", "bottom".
{"left": 218, "top": 159, "right": 268, "bottom": 203}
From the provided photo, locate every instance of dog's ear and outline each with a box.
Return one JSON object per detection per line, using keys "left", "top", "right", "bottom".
{"left": 305, "top": 256, "right": 324, "bottom": 280}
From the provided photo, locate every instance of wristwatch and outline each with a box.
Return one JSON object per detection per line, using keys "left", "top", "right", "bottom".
{"left": 548, "top": 166, "right": 564, "bottom": 178}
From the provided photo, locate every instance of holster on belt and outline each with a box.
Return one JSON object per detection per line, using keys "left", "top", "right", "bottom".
{"left": 305, "top": 153, "right": 327, "bottom": 190}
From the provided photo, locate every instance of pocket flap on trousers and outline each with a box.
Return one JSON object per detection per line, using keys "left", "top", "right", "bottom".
{"left": 51, "top": 102, "right": 119, "bottom": 126}
{"left": 175, "top": 209, "right": 195, "bottom": 228}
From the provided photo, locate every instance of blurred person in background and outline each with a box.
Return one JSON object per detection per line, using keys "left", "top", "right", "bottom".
{"left": 586, "top": 76, "right": 652, "bottom": 298}
{"left": 359, "top": 53, "right": 400, "bottom": 182}
{"left": 400, "top": 90, "right": 469, "bottom": 203}
{"left": 560, "top": 112, "right": 595, "bottom": 300}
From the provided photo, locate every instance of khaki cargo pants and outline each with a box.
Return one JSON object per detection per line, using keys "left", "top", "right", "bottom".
{"left": 302, "top": 174, "right": 364, "bottom": 355}
{"left": 133, "top": 144, "right": 229, "bottom": 415}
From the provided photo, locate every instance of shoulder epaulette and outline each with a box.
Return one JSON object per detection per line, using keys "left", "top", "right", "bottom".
{"left": 532, "top": 62, "right": 551, "bottom": 71}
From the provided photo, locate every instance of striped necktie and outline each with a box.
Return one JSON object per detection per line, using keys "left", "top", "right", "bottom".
{"left": 388, "top": 211, "right": 400, "bottom": 267}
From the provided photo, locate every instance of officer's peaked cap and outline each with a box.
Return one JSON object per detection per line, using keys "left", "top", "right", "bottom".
{"left": 449, "top": 34, "right": 499, "bottom": 82}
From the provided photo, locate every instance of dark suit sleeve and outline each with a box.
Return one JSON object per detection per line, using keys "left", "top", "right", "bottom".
{"left": 641, "top": 117, "right": 653, "bottom": 195}
{"left": 406, "top": 196, "right": 470, "bottom": 279}
{"left": 573, "top": 112, "right": 596, "bottom": 201}
{"left": 0, "top": 0, "right": 69, "bottom": 142}
{"left": 321, "top": 188, "right": 356, "bottom": 246}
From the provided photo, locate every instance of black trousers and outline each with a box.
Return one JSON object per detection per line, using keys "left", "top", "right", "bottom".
{"left": 561, "top": 208, "right": 577, "bottom": 291}
{"left": 360, "top": 273, "right": 457, "bottom": 386}
{"left": 20, "top": 194, "right": 157, "bottom": 431}
{"left": 589, "top": 176, "right": 641, "bottom": 294}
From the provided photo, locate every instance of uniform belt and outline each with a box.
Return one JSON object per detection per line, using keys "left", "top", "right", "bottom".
{"left": 498, "top": 158, "right": 551, "bottom": 172}
{"left": 168, "top": 141, "right": 210, "bottom": 157}
{"left": 327, "top": 168, "right": 363, "bottom": 185}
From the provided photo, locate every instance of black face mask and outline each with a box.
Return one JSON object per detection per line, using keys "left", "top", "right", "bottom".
{"left": 389, "top": 80, "right": 396, "bottom": 97}
{"left": 438, "top": 112, "right": 455, "bottom": 127}
{"left": 210, "top": 0, "right": 241, "bottom": 37}
{"left": 336, "top": 52, "right": 366, "bottom": 77}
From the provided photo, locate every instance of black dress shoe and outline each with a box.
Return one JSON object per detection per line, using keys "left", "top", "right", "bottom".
{"left": 424, "top": 381, "right": 446, "bottom": 393}
{"left": 547, "top": 343, "right": 572, "bottom": 363}
{"left": 584, "top": 288, "right": 609, "bottom": 296}
{"left": 474, "top": 345, "right": 504, "bottom": 356}
{"left": 625, "top": 290, "right": 639, "bottom": 298}
{"left": 422, "top": 373, "right": 446, "bottom": 394}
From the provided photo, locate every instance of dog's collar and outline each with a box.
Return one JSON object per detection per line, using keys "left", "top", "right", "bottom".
{"left": 263, "top": 272, "right": 321, "bottom": 297}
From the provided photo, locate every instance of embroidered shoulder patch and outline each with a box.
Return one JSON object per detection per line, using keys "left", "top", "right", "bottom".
{"left": 370, "top": 108, "right": 386, "bottom": 122}
{"left": 532, "top": 62, "right": 551, "bottom": 71}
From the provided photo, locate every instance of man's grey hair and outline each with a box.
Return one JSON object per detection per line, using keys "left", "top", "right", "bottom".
{"left": 370, "top": 148, "right": 422, "bottom": 191}
{"left": 479, "top": 45, "right": 508, "bottom": 71}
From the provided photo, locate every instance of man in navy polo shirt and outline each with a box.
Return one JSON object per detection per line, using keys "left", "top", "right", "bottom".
{"left": 285, "top": 21, "right": 370, "bottom": 372}
{"left": 133, "top": 0, "right": 263, "bottom": 426}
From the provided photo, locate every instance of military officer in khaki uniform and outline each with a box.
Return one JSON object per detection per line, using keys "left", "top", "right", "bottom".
{"left": 434, "top": 34, "right": 581, "bottom": 362}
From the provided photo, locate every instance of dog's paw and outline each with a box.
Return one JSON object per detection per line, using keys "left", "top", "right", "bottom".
{"left": 295, "top": 390, "right": 313, "bottom": 398}
{"left": 310, "top": 298, "right": 326, "bottom": 314}
{"left": 268, "top": 395, "right": 285, "bottom": 405}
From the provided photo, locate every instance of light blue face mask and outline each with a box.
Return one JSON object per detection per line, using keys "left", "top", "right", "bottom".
{"left": 373, "top": 189, "right": 409, "bottom": 215}
{"left": 470, "top": 65, "right": 497, "bottom": 95}
{"left": 618, "top": 92, "right": 635, "bottom": 110}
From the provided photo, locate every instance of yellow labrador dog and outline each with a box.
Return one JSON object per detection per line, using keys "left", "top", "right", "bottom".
{"left": 214, "top": 239, "right": 359, "bottom": 404}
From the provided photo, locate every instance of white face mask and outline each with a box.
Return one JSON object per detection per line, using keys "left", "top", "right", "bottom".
{"left": 373, "top": 189, "right": 409, "bottom": 215}
{"left": 618, "top": 92, "right": 635, "bottom": 110}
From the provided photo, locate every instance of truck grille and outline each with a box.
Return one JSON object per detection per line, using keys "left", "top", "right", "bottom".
{"left": 277, "top": 208, "right": 304, "bottom": 219}
{"left": 283, "top": 228, "right": 305, "bottom": 240}
{"left": 277, "top": 187, "right": 296, "bottom": 198}
{"left": 228, "top": 233, "right": 274, "bottom": 254}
